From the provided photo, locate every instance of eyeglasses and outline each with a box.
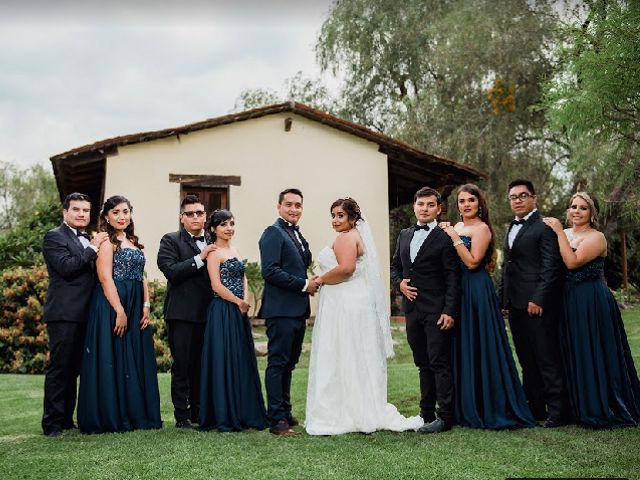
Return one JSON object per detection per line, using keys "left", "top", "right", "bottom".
{"left": 182, "top": 210, "right": 206, "bottom": 218}
{"left": 508, "top": 192, "right": 534, "bottom": 202}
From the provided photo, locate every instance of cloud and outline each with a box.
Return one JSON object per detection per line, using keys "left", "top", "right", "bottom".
{"left": 0, "top": 0, "right": 333, "bottom": 167}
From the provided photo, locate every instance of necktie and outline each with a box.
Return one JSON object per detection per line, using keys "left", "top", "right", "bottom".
{"left": 77, "top": 231, "right": 90, "bottom": 239}
{"left": 193, "top": 235, "right": 205, "bottom": 242}
{"left": 510, "top": 218, "right": 526, "bottom": 229}
{"left": 414, "top": 224, "right": 430, "bottom": 231}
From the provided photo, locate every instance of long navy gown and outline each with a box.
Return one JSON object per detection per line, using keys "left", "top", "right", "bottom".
{"left": 561, "top": 257, "right": 640, "bottom": 428}
{"left": 78, "top": 248, "right": 162, "bottom": 433}
{"left": 199, "top": 258, "right": 267, "bottom": 432}
{"left": 453, "top": 236, "right": 535, "bottom": 429}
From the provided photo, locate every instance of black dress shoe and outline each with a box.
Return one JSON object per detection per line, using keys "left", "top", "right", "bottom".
{"left": 176, "top": 419, "right": 194, "bottom": 429}
{"left": 543, "top": 417, "right": 568, "bottom": 428}
{"left": 44, "top": 429, "right": 62, "bottom": 437}
{"left": 420, "top": 412, "right": 436, "bottom": 423}
{"left": 417, "top": 418, "right": 452, "bottom": 434}
{"left": 269, "top": 419, "right": 297, "bottom": 436}
{"left": 286, "top": 416, "right": 300, "bottom": 427}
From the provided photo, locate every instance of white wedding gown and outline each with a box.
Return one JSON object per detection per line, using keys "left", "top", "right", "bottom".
{"left": 305, "top": 247, "right": 423, "bottom": 435}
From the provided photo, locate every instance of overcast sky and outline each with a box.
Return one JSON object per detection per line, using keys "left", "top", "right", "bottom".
{"left": 0, "top": 0, "right": 335, "bottom": 169}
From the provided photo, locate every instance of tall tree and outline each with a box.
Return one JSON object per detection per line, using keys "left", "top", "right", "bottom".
{"left": 542, "top": 0, "right": 640, "bottom": 288}
{"left": 0, "top": 162, "right": 58, "bottom": 231}
{"left": 233, "top": 71, "right": 336, "bottom": 113}
{"left": 317, "top": 0, "right": 566, "bottom": 226}
{"left": 543, "top": 0, "right": 640, "bottom": 226}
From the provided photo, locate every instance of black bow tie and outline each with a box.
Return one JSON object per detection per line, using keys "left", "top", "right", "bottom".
{"left": 285, "top": 222, "right": 300, "bottom": 232}
{"left": 510, "top": 218, "right": 526, "bottom": 228}
{"left": 414, "top": 224, "right": 430, "bottom": 231}
{"left": 193, "top": 235, "right": 205, "bottom": 242}
{"left": 77, "top": 231, "right": 90, "bottom": 239}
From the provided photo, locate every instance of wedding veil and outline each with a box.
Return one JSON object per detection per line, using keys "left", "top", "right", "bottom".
{"left": 356, "top": 216, "right": 395, "bottom": 359}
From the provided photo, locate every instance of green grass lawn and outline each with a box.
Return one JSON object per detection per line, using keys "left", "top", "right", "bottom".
{"left": 2, "top": 308, "right": 639, "bottom": 480}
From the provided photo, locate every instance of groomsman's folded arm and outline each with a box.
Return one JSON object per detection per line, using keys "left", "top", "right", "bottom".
{"left": 42, "top": 231, "right": 96, "bottom": 280}
{"left": 157, "top": 235, "right": 200, "bottom": 284}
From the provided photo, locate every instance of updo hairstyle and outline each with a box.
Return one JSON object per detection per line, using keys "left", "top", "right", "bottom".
{"left": 206, "top": 209, "right": 234, "bottom": 241}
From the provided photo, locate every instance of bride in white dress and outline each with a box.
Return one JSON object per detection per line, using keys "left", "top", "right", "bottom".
{"left": 305, "top": 198, "right": 423, "bottom": 435}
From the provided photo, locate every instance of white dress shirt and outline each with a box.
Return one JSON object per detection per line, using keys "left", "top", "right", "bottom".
{"left": 65, "top": 222, "right": 96, "bottom": 252}
{"left": 191, "top": 231, "right": 206, "bottom": 269}
{"left": 410, "top": 219, "right": 438, "bottom": 263}
{"left": 507, "top": 209, "right": 537, "bottom": 248}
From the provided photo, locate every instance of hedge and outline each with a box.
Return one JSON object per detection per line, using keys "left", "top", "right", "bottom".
{"left": 0, "top": 264, "right": 171, "bottom": 374}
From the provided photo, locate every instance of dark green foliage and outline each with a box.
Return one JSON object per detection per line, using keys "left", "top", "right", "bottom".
{"left": 0, "top": 264, "right": 49, "bottom": 373}
{"left": 543, "top": 0, "right": 640, "bottom": 287}
{"left": 0, "top": 266, "right": 171, "bottom": 373}
{"left": 0, "top": 199, "right": 61, "bottom": 270}
{"left": 244, "top": 261, "right": 264, "bottom": 318}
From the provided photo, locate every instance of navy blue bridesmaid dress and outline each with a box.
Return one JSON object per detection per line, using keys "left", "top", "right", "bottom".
{"left": 78, "top": 248, "right": 162, "bottom": 433}
{"left": 561, "top": 257, "right": 640, "bottom": 428}
{"left": 199, "top": 258, "right": 267, "bottom": 431}
{"left": 453, "top": 236, "right": 535, "bottom": 429}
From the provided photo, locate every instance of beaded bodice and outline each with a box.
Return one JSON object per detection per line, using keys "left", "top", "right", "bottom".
{"left": 113, "top": 248, "right": 145, "bottom": 281}
{"left": 565, "top": 257, "right": 605, "bottom": 283}
{"left": 215, "top": 258, "right": 245, "bottom": 298}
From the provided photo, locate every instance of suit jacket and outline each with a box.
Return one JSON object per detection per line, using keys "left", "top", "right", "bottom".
{"left": 42, "top": 223, "right": 98, "bottom": 323}
{"left": 157, "top": 229, "right": 213, "bottom": 323}
{"left": 391, "top": 225, "right": 461, "bottom": 318}
{"left": 258, "top": 218, "right": 312, "bottom": 320}
{"left": 498, "top": 210, "right": 563, "bottom": 310}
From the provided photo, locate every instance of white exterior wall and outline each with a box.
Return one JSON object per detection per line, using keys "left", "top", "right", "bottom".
{"left": 104, "top": 113, "right": 390, "bottom": 312}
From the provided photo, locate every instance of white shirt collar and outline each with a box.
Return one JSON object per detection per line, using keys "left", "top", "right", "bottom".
{"left": 416, "top": 219, "right": 438, "bottom": 229}
{"left": 514, "top": 208, "right": 537, "bottom": 222}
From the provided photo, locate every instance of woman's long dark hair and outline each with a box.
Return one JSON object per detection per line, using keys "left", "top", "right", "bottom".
{"left": 206, "top": 209, "right": 234, "bottom": 242}
{"left": 457, "top": 184, "right": 496, "bottom": 273}
{"left": 98, "top": 195, "right": 143, "bottom": 251}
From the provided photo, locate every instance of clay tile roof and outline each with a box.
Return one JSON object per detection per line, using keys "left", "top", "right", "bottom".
{"left": 50, "top": 101, "right": 484, "bottom": 179}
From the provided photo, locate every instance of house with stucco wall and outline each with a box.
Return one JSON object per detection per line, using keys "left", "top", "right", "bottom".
{"left": 50, "top": 102, "right": 483, "bottom": 293}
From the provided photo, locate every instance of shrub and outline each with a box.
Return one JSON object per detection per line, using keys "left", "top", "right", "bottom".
{"left": 0, "top": 264, "right": 49, "bottom": 373}
{"left": 0, "top": 199, "right": 61, "bottom": 270}
{"left": 0, "top": 265, "right": 171, "bottom": 373}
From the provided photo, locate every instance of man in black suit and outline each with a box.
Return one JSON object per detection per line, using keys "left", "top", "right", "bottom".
{"left": 259, "top": 188, "right": 319, "bottom": 436}
{"left": 391, "top": 187, "right": 460, "bottom": 433}
{"left": 499, "top": 179, "right": 569, "bottom": 427}
{"left": 41, "top": 192, "right": 109, "bottom": 437}
{"left": 157, "top": 195, "right": 215, "bottom": 428}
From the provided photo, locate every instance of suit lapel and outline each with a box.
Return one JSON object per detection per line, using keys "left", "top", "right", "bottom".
{"left": 413, "top": 225, "right": 439, "bottom": 262}
{"left": 275, "top": 220, "right": 308, "bottom": 266}
{"left": 62, "top": 223, "right": 85, "bottom": 253}
{"left": 511, "top": 211, "right": 538, "bottom": 251}
{"left": 180, "top": 229, "right": 201, "bottom": 255}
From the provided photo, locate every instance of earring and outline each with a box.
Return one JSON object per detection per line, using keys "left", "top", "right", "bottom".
{"left": 478, "top": 206, "right": 483, "bottom": 217}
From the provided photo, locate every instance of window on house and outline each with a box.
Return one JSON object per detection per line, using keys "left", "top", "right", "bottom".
{"left": 180, "top": 186, "right": 229, "bottom": 214}
{"left": 170, "top": 174, "right": 240, "bottom": 219}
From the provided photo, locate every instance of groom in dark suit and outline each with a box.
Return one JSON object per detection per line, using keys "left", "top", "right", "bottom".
{"left": 259, "top": 188, "right": 319, "bottom": 436}
{"left": 41, "top": 192, "right": 109, "bottom": 437}
{"left": 391, "top": 187, "right": 460, "bottom": 433}
{"left": 499, "top": 179, "right": 569, "bottom": 427}
{"left": 157, "top": 195, "right": 215, "bottom": 428}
